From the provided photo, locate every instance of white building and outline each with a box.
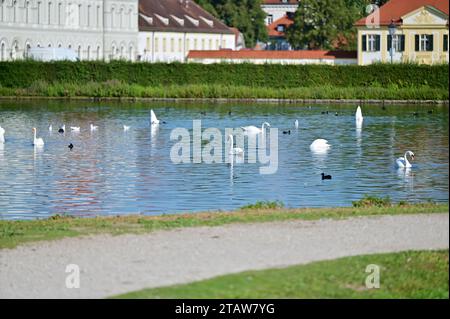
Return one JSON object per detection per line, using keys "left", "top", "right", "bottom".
{"left": 138, "top": 0, "right": 235, "bottom": 63}
{"left": 0, "top": 0, "right": 138, "bottom": 61}
{"left": 261, "top": 0, "right": 298, "bottom": 26}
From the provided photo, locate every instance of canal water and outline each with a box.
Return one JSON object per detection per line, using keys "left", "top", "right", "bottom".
{"left": 0, "top": 100, "right": 448, "bottom": 220}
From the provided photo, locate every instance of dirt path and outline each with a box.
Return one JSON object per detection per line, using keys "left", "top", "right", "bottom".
{"left": 0, "top": 213, "right": 448, "bottom": 299}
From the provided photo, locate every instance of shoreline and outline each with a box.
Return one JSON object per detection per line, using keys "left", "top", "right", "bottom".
{"left": 1, "top": 203, "right": 448, "bottom": 249}
{"left": 0, "top": 95, "right": 449, "bottom": 105}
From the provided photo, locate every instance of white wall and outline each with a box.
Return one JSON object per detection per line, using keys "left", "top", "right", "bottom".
{"left": 0, "top": 0, "right": 138, "bottom": 61}
{"left": 261, "top": 4, "right": 297, "bottom": 25}
{"left": 138, "top": 31, "right": 235, "bottom": 63}
{"left": 187, "top": 57, "right": 357, "bottom": 65}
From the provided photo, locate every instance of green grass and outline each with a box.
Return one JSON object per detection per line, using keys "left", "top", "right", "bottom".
{"left": 114, "top": 250, "right": 449, "bottom": 299}
{"left": 0, "top": 82, "right": 448, "bottom": 100}
{"left": 0, "top": 202, "right": 447, "bottom": 249}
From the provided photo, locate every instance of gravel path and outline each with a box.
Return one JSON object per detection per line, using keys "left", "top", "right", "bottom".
{"left": 0, "top": 213, "right": 448, "bottom": 299}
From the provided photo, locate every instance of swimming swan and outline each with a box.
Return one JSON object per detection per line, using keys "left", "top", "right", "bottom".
{"left": 0, "top": 126, "right": 5, "bottom": 143}
{"left": 150, "top": 109, "right": 160, "bottom": 125}
{"left": 90, "top": 124, "right": 98, "bottom": 131}
{"left": 396, "top": 151, "right": 415, "bottom": 168}
{"left": 310, "top": 139, "right": 330, "bottom": 152}
{"left": 241, "top": 122, "right": 270, "bottom": 135}
{"left": 356, "top": 106, "right": 363, "bottom": 127}
{"left": 32, "top": 128, "right": 44, "bottom": 146}
{"left": 227, "top": 134, "right": 244, "bottom": 156}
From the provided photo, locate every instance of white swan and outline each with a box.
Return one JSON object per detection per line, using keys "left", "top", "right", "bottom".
{"left": 396, "top": 151, "right": 415, "bottom": 168}
{"left": 71, "top": 126, "right": 80, "bottom": 132}
{"left": 48, "top": 124, "right": 52, "bottom": 132}
{"left": 150, "top": 109, "right": 160, "bottom": 125}
{"left": 241, "top": 122, "right": 270, "bottom": 135}
{"left": 355, "top": 106, "right": 363, "bottom": 127}
{"left": 310, "top": 139, "right": 330, "bottom": 152}
{"left": 123, "top": 125, "right": 130, "bottom": 131}
{"left": 90, "top": 124, "right": 98, "bottom": 131}
{"left": 227, "top": 134, "right": 244, "bottom": 156}
{"left": 32, "top": 128, "right": 44, "bottom": 146}
{"left": 294, "top": 120, "right": 299, "bottom": 129}
{"left": 0, "top": 126, "right": 5, "bottom": 143}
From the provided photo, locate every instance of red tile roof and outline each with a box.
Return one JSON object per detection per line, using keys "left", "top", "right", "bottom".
{"left": 267, "top": 15, "right": 294, "bottom": 37}
{"left": 139, "top": 0, "right": 233, "bottom": 34}
{"left": 355, "top": 0, "right": 449, "bottom": 26}
{"left": 187, "top": 50, "right": 357, "bottom": 60}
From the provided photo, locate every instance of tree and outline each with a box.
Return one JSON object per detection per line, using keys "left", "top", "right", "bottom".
{"left": 194, "top": 0, "right": 268, "bottom": 48}
{"left": 286, "top": 0, "right": 373, "bottom": 50}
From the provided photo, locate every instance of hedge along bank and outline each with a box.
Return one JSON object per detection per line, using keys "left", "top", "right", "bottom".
{"left": 0, "top": 61, "right": 448, "bottom": 89}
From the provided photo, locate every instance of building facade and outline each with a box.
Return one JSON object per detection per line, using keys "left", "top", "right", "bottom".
{"left": 266, "top": 13, "right": 293, "bottom": 50}
{"left": 0, "top": 0, "right": 139, "bottom": 61}
{"left": 261, "top": 0, "right": 298, "bottom": 26}
{"left": 138, "top": 0, "right": 235, "bottom": 63}
{"left": 355, "top": 0, "right": 449, "bottom": 65}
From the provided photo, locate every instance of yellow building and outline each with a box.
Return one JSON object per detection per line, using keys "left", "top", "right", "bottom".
{"left": 354, "top": 0, "right": 448, "bottom": 65}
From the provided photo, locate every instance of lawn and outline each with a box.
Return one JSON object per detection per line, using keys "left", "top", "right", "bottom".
{"left": 115, "top": 250, "right": 449, "bottom": 299}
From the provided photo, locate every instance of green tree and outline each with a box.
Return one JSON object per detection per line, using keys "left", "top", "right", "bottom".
{"left": 286, "top": 0, "right": 372, "bottom": 50}
{"left": 194, "top": 0, "right": 268, "bottom": 47}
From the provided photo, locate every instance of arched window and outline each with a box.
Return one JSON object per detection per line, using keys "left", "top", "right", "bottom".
{"left": 129, "top": 45, "right": 133, "bottom": 61}
{"left": 77, "top": 45, "right": 82, "bottom": 59}
{"left": 48, "top": 43, "right": 52, "bottom": 47}
{"left": 48, "top": 1, "right": 52, "bottom": 24}
{"left": 120, "top": 45, "right": 124, "bottom": 59}
{"left": 11, "top": 41, "right": 19, "bottom": 60}
{"left": 111, "top": 45, "right": 116, "bottom": 59}
{"left": 96, "top": 46, "right": 101, "bottom": 60}
{"left": 87, "top": 45, "right": 91, "bottom": 60}
{"left": 1, "top": 42, "right": 6, "bottom": 61}
{"left": 25, "top": 43, "right": 31, "bottom": 58}
{"left": 37, "top": 1, "right": 42, "bottom": 24}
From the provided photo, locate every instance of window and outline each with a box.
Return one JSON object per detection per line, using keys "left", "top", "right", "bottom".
{"left": 97, "top": 6, "right": 101, "bottom": 28}
{"left": 194, "top": 39, "right": 198, "bottom": 50}
{"left": 58, "top": 2, "right": 62, "bottom": 25}
{"left": 444, "top": 34, "right": 448, "bottom": 52}
{"left": 215, "top": 39, "right": 219, "bottom": 49}
{"left": 155, "top": 38, "right": 159, "bottom": 52}
{"left": 201, "top": 39, "right": 205, "bottom": 50}
{"left": 170, "top": 38, "right": 174, "bottom": 52}
{"left": 87, "top": 5, "right": 91, "bottom": 26}
{"left": 178, "top": 38, "right": 182, "bottom": 52}
{"left": 186, "top": 38, "right": 190, "bottom": 50}
{"left": 78, "top": 4, "right": 81, "bottom": 26}
{"left": 209, "top": 39, "right": 212, "bottom": 50}
{"left": 267, "top": 14, "right": 273, "bottom": 25}
{"left": 276, "top": 24, "right": 285, "bottom": 32}
{"left": 37, "top": 1, "right": 42, "bottom": 24}
{"left": 146, "top": 37, "right": 151, "bottom": 51}
{"left": 362, "top": 34, "right": 380, "bottom": 52}
{"left": 48, "top": 2, "right": 52, "bottom": 24}
{"left": 26, "top": 1, "right": 30, "bottom": 23}
{"left": 162, "top": 38, "right": 166, "bottom": 52}
{"left": 415, "top": 34, "right": 433, "bottom": 52}
{"left": 387, "top": 34, "right": 405, "bottom": 52}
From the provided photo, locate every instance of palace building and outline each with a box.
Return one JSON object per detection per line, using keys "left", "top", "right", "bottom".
{"left": 355, "top": 0, "right": 449, "bottom": 65}
{"left": 0, "top": 0, "right": 139, "bottom": 61}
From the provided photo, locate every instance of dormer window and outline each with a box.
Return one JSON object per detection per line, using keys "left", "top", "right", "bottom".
{"left": 199, "top": 16, "right": 213, "bottom": 27}
{"left": 170, "top": 14, "right": 184, "bottom": 26}
{"left": 184, "top": 14, "right": 199, "bottom": 26}
{"left": 155, "top": 13, "right": 169, "bottom": 26}
{"left": 276, "top": 24, "right": 285, "bottom": 32}
{"left": 139, "top": 13, "right": 153, "bottom": 25}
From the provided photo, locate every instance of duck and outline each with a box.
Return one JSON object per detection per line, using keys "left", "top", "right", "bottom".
{"left": 321, "top": 173, "right": 332, "bottom": 180}
{"left": 282, "top": 130, "right": 291, "bottom": 135}
{"left": 68, "top": 143, "right": 74, "bottom": 150}
{"left": 32, "top": 128, "right": 44, "bottom": 146}
{"left": 58, "top": 125, "right": 65, "bottom": 133}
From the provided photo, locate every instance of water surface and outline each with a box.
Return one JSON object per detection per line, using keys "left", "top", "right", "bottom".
{"left": 0, "top": 100, "right": 448, "bottom": 220}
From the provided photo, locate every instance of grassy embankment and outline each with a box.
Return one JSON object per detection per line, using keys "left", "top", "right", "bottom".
{"left": 0, "top": 199, "right": 448, "bottom": 249}
{"left": 115, "top": 250, "right": 449, "bottom": 299}
{"left": 0, "top": 61, "right": 448, "bottom": 100}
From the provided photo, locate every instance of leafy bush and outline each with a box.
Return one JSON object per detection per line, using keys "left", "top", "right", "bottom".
{"left": 0, "top": 61, "right": 447, "bottom": 89}
{"left": 352, "top": 195, "right": 392, "bottom": 208}
{"left": 240, "top": 201, "right": 285, "bottom": 210}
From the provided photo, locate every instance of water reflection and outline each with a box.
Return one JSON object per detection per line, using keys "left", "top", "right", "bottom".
{"left": 0, "top": 101, "right": 448, "bottom": 220}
